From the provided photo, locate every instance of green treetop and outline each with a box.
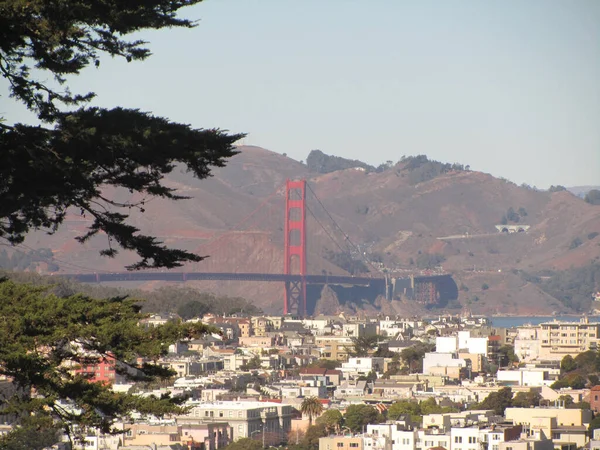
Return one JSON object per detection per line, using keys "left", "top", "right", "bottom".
{"left": 0, "top": 278, "right": 216, "bottom": 447}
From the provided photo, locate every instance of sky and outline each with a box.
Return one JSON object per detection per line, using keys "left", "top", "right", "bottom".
{"left": 3, "top": 0, "right": 600, "bottom": 188}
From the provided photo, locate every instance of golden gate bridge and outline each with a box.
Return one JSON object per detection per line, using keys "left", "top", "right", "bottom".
{"left": 63, "top": 179, "right": 457, "bottom": 316}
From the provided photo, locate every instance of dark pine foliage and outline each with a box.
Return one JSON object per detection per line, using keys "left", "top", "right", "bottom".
{"left": 0, "top": 0, "right": 244, "bottom": 269}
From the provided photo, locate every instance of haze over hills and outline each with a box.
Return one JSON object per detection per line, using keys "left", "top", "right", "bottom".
{"left": 9, "top": 146, "right": 600, "bottom": 316}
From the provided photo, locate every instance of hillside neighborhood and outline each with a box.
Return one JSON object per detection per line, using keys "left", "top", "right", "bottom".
{"left": 12, "top": 312, "right": 600, "bottom": 450}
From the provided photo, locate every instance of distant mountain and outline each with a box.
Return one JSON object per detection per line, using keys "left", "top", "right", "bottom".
{"left": 568, "top": 185, "right": 600, "bottom": 198}
{"left": 306, "top": 149, "right": 375, "bottom": 174}
{"left": 16, "top": 146, "right": 600, "bottom": 315}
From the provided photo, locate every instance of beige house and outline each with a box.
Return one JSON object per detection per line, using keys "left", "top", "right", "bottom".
{"left": 319, "top": 436, "right": 365, "bottom": 450}
{"left": 315, "top": 336, "right": 353, "bottom": 362}
{"left": 505, "top": 407, "right": 591, "bottom": 448}
{"left": 251, "top": 317, "right": 274, "bottom": 336}
{"left": 238, "top": 336, "right": 276, "bottom": 348}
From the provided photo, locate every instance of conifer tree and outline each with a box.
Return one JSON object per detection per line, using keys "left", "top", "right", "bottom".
{"left": 0, "top": 0, "right": 243, "bottom": 269}
{"left": 0, "top": 278, "right": 216, "bottom": 446}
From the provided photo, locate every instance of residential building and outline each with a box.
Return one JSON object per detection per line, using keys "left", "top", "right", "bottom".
{"left": 367, "top": 423, "right": 416, "bottom": 450}
{"left": 319, "top": 435, "right": 391, "bottom": 450}
{"left": 298, "top": 368, "right": 342, "bottom": 387}
{"left": 238, "top": 336, "right": 276, "bottom": 348}
{"left": 497, "top": 367, "right": 559, "bottom": 387}
{"left": 538, "top": 318, "right": 600, "bottom": 360}
{"left": 74, "top": 354, "right": 118, "bottom": 384}
{"left": 505, "top": 407, "right": 592, "bottom": 448}
{"left": 422, "top": 353, "right": 466, "bottom": 379}
{"left": 513, "top": 326, "right": 541, "bottom": 362}
{"left": 342, "top": 322, "right": 377, "bottom": 338}
{"left": 340, "top": 357, "right": 385, "bottom": 379}
{"left": 182, "top": 401, "right": 292, "bottom": 441}
{"left": 315, "top": 336, "right": 353, "bottom": 361}
{"left": 590, "top": 385, "right": 600, "bottom": 413}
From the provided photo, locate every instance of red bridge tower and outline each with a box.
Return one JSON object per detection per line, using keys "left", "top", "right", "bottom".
{"left": 283, "top": 179, "right": 307, "bottom": 316}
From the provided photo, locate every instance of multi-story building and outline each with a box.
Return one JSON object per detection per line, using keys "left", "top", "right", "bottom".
{"left": 340, "top": 357, "right": 385, "bottom": 379}
{"left": 497, "top": 367, "right": 559, "bottom": 387}
{"left": 74, "top": 354, "right": 118, "bottom": 384}
{"left": 122, "top": 422, "right": 232, "bottom": 449}
{"left": 319, "top": 435, "right": 392, "bottom": 450}
{"left": 238, "top": 336, "right": 276, "bottom": 348}
{"left": 158, "top": 357, "right": 204, "bottom": 378}
{"left": 251, "top": 317, "right": 274, "bottom": 336}
{"left": 367, "top": 422, "right": 417, "bottom": 450}
{"left": 505, "top": 407, "right": 592, "bottom": 448}
{"left": 182, "top": 401, "right": 293, "bottom": 441}
{"left": 342, "top": 322, "right": 378, "bottom": 338}
{"left": 315, "top": 336, "right": 353, "bottom": 361}
{"left": 538, "top": 318, "right": 600, "bottom": 360}
{"left": 437, "top": 331, "right": 489, "bottom": 357}
{"left": 422, "top": 353, "right": 466, "bottom": 379}
{"left": 514, "top": 326, "right": 541, "bottom": 362}
{"left": 591, "top": 385, "right": 600, "bottom": 413}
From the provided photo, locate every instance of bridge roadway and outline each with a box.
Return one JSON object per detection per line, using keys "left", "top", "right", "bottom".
{"left": 63, "top": 272, "right": 383, "bottom": 286}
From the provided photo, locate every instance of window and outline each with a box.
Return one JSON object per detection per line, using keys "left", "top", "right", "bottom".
{"left": 468, "top": 437, "right": 477, "bottom": 444}
{"left": 350, "top": 444, "right": 359, "bottom": 448}
{"left": 337, "top": 443, "right": 344, "bottom": 448}
{"left": 455, "top": 437, "right": 463, "bottom": 444}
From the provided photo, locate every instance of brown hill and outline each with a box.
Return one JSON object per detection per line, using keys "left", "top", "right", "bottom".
{"left": 18, "top": 146, "right": 600, "bottom": 315}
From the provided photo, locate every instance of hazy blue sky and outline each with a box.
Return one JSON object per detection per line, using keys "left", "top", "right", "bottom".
{"left": 4, "top": 0, "right": 600, "bottom": 188}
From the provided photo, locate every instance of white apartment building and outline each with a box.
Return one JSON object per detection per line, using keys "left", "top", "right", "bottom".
{"left": 450, "top": 427, "right": 481, "bottom": 450}
{"left": 513, "top": 326, "right": 541, "bottom": 362}
{"left": 341, "top": 357, "right": 385, "bottom": 379}
{"left": 367, "top": 423, "right": 417, "bottom": 450}
{"left": 183, "top": 401, "right": 292, "bottom": 441}
{"left": 302, "top": 318, "right": 332, "bottom": 335}
{"left": 378, "top": 319, "right": 413, "bottom": 337}
{"left": 538, "top": 318, "right": 600, "bottom": 360}
{"left": 437, "top": 331, "right": 488, "bottom": 356}
{"left": 422, "top": 353, "right": 466, "bottom": 378}
{"left": 417, "top": 429, "right": 451, "bottom": 450}
{"left": 497, "top": 366, "right": 560, "bottom": 387}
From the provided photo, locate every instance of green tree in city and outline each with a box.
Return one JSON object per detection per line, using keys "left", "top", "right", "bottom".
{"left": 301, "top": 397, "right": 324, "bottom": 427}
{"left": 561, "top": 355, "right": 577, "bottom": 372}
{"left": 347, "top": 336, "right": 380, "bottom": 357}
{"left": 316, "top": 409, "right": 344, "bottom": 434}
{"left": 511, "top": 390, "right": 542, "bottom": 408}
{"left": 307, "top": 359, "right": 342, "bottom": 370}
{"left": 387, "top": 400, "right": 421, "bottom": 423}
{"left": 400, "top": 342, "right": 434, "bottom": 373}
{"left": 0, "top": 0, "right": 242, "bottom": 270}
{"left": 0, "top": 279, "right": 216, "bottom": 447}
{"left": 476, "top": 387, "right": 513, "bottom": 415}
{"left": 497, "top": 345, "right": 519, "bottom": 367}
{"left": 241, "top": 355, "right": 262, "bottom": 371}
{"left": 302, "top": 423, "right": 327, "bottom": 450}
{"left": 344, "top": 404, "right": 381, "bottom": 432}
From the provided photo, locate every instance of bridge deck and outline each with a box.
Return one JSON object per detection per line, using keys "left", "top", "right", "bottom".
{"left": 61, "top": 271, "right": 450, "bottom": 287}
